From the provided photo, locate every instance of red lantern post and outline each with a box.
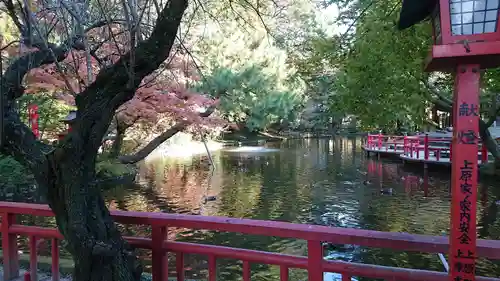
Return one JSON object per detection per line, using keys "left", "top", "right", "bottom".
{"left": 27, "top": 104, "right": 39, "bottom": 139}
{"left": 399, "top": 0, "right": 500, "bottom": 280}
{"left": 449, "top": 64, "right": 479, "bottom": 281}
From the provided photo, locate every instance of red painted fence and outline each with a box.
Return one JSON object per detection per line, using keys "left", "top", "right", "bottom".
{"left": 365, "top": 134, "right": 489, "bottom": 162}
{"left": 2, "top": 202, "right": 500, "bottom": 281}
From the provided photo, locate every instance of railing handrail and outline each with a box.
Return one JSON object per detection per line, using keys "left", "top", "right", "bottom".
{"left": 367, "top": 134, "right": 453, "bottom": 141}
{"left": 2, "top": 202, "right": 500, "bottom": 259}
{"left": 3, "top": 202, "right": 500, "bottom": 281}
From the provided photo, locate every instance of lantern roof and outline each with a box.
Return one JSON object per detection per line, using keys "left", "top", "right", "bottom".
{"left": 398, "top": 0, "right": 437, "bottom": 30}
{"left": 61, "top": 110, "right": 77, "bottom": 123}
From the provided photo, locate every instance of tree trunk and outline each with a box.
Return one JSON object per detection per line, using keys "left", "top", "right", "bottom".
{"left": 111, "top": 125, "right": 126, "bottom": 158}
{"left": 117, "top": 106, "right": 216, "bottom": 164}
{"left": 45, "top": 149, "right": 142, "bottom": 281}
{"left": 118, "top": 122, "right": 186, "bottom": 164}
{"left": 433, "top": 99, "right": 500, "bottom": 162}
{"left": 479, "top": 119, "right": 500, "bottom": 166}
{"left": 431, "top": 106, "right": 439, "bottom": 124}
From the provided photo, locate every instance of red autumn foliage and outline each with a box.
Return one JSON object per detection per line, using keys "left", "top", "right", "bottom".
{"left": 1, "top": 19, "right": 223, "bottom": 133}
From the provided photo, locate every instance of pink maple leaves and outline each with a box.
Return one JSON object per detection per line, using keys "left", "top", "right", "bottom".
{"left": 1, "top": 18, "right": 222, "bottom": 132}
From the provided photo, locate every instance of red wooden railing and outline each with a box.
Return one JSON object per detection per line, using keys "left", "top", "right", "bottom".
{"left": 365, "top": 134, "right": 489, "bottom": 163}
{"left": 2, "top": 202, "right": 500, "bottom": 281}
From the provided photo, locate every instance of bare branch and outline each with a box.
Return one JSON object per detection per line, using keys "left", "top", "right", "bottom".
{"left": 70, "top": 0, "right": 189, "bottom": 156}
{"left": 2, "top": 0, "right": 24, "bottom": 32}
{"left": 117, "top": 105, "right": 216, "bottom": 164}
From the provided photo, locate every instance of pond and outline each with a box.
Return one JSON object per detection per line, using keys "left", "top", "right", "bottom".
{"left": 10, "top": 137, "right": 500, "bottom": 280}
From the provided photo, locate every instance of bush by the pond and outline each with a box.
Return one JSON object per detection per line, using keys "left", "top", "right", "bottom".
{"left": 0, "top": 154, "right": 136, "bottom": 195}
{"left": 96, "top": 159, "right": 136, "bottom": 178}
{"left": 0, "top": 155, "right": 35, "bottom": 191}
{"left": 95, "top": 158, "right": 137, "bottom": 189}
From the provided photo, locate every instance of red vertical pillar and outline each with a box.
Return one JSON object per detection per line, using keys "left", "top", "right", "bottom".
{"left": 152, "top": 226, "right": 168, "bottom": 281}
{"left": 481, "top": 144, "right": 488, "bottom": 163}
{"left": 307, "top": 241, "right": 323, "bottom": 281}
{"left": 28, "top": 104, "right": 39, "bottom": 139}
{"left": 2, "top": 213, "right": 19, "bottom": 280}
{"left": 424, "top": 134, "right": 429, "bottom": 160}
{"left": 423, "top": 168, "right": 429, "bottom": 197}
{"left": 449, "top": 64, "right": 479, "bottom": 281}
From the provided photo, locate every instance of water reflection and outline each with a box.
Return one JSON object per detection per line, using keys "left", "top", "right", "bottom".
{"left": 6, "top": 138, "right": 500, "bottom": 279}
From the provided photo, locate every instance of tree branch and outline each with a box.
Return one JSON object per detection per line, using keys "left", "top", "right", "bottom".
{"left": 71, "top": 0, "right": 189, "bottom": 158}
{"left": 117, "top": 122, "right": 187, "bottom": 164}
{"left": 486, "top": 105, "right": 500, "bottom": 127}
{"left": 428, "top": 95, "right": 500, "bottom": 161}
{"left": 117, "top": 105, "right": 216, "bottom": 164}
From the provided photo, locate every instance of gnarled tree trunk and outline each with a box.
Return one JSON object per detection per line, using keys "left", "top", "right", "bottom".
{"left": 47, "top": 156, "right": 141, "bottom": 281}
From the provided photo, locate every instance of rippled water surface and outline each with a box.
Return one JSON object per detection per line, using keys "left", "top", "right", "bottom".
{"left": 12, "top": 138, "right": 500, "bottom": 280}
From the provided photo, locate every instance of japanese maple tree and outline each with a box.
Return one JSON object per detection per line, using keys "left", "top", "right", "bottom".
{"left": 0, "top": 0, "right": 190, "bottom": 279}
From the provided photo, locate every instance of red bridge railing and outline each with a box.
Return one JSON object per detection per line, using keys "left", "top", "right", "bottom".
{"left": 2, "top": 202, "right": 500, "bottom": 281}
{"left": 365, "top": 134, "right": 489, "bottom": 162}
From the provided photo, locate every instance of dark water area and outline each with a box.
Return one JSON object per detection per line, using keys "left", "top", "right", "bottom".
{"left": 8, "top": 138, "right": 500, "bottom": 280}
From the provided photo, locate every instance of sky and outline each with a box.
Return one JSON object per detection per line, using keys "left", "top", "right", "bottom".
{"left": 315, "top": 3, "right": 348, "bottom": 36}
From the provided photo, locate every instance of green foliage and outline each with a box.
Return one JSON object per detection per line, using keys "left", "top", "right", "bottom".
{"left": 195, "top": 65, "right": 305, "bottom": 131}
{"left": 185, "top": 2, "right": 325, "bottom": 132}
{"left": 96, "top": 159, "right": 136, "bottom": 178}
{"left": 0, "top": 155, "right": 35, "bottom": 190}
{"left": 17, "top": 93, "right": 75, "bottom": 137}
{"left": 314, "top": 0, "right": 500, "bottom": 130}
{"left": 331, "top": 0, "right": 434, "bottom": 130}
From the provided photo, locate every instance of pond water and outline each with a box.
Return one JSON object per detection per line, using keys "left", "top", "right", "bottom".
{"left": 11, "top": 138, "right": 500, "bottom": 280}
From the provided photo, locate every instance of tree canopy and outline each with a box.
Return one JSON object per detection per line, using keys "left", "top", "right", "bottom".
{"left": 317, "top": 0, "right": 500, "bottom": 134}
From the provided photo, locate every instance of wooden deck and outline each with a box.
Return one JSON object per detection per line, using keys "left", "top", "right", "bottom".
{"left": 362, "top": 145, "right": 403, "bottom": 155}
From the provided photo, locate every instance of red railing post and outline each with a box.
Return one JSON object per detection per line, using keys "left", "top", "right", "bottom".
{"left": 403, "top": 136, "right": 407, "bottom": 154}
{"left": 482, "top": 143, "right": 488, "bottom": 163}
{"left": 2, "top": 212, "right": 19, "bottom": 280}
{"left": 424, "top": 134, "right": 429, "bottom": 160}
{"left": 29, "top": 236, "right": 38, "bottom": 281}
{"left": 307, "top": 241, "right": 323, "bottom": 281}
{"left": 176, "top": 252, "right": 184, "bottom": 281}
{"left": 378, "top": 134, "right": 382, "bottom": 149}
{"left": 243, "top": 261, "right": 251, "bottom": 281}
{"left": 208, "top": 256, "right": 217, "bottom": 281}
{"left": 152, "top": 226, "right": 168, "bottom": 281}
{"left": 52, "top": 238, "right": 60, "bottom": 281}
{"left": 280, "top": 265, "right": 289, "bottom": 281}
